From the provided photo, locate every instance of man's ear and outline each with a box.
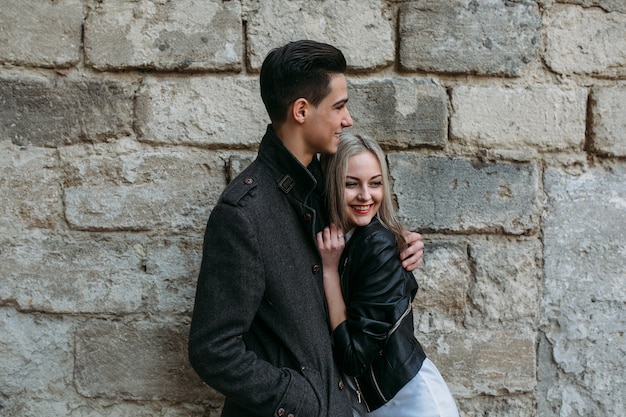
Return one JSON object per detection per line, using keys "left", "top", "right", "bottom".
{"left": 292, "top": 98, "right": 308, "bottom": 124}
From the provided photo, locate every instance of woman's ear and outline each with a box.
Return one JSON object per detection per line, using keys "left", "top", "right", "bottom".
{"left": 292, "top": 98, "right": 308, "bottom": 124}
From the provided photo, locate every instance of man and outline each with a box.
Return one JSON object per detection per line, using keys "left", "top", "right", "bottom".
{"left": 188, "top": 40, "right": 423, "bottom": 417}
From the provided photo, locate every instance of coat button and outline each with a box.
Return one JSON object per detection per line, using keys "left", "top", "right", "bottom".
{"left": 338, "top": 380, "right": 345, "bottom": 390}
{"left": 244, "top": 178, "right": 253, "bottom": 185}
{"left": 312, "top": 264, "right": 321, "bottom": 273}
{"left": 276, "top": 408, "right": 285, "bottom": 416}
{"left": 303, "top": 213, "right": 312, "bottom": 222}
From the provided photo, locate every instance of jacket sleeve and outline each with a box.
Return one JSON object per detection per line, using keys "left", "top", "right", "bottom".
{"left": 330, "top": 230, "right": 411, "bottom": 377}
{"left": 188, "top": 201, "right": 320, "bottom": 417}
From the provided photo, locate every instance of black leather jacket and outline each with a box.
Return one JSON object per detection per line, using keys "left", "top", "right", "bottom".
{"left": 330, "top": 218, "right": 426, "bottom": 412}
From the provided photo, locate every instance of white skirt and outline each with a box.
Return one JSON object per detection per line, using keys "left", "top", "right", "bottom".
{"left": 350, "top": 359, "right": 459, "bottom": 417}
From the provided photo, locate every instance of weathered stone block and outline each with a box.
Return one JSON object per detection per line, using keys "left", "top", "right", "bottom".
{"left": 60, "top": 141, "right": 226, "bottom": 232}
{"left": 0, "top": 0, "right": 83, "bottom": 67}
{"left": 398, "top": 0, "right": 541, "bottom": 76}
{"left": 245, "top": 0, "right": 394, "bottom": 71}
{"left": 143, "top": 238, "right": 203, "bottom": 314}
{"left": 0, "top": 233, "right": 145, "bottom": 314}
{"left": 413, "top": 242, "right": 471, "bottom": 333}
{"left": 348, "top": 78, "right": 448, "bottom": 148}
{"left": 557, "top": 0, "right": 626, "bottom": 15}
{"left": 467, "top": 237, "right": 542, "bottom": 326}
{"left": 456, "top": 395, "right": 536, "bottom": 417}
{"left": 0, "top": 76, "right": 134, "bottom": 147}
{"left": 0, "top": 309, "right": 73, "bottom": 396}
{"left": 136, "top": 76, "right": 267, "bottom": 147}
{"left": 0, "top": 142, "right": 60, "bottom": 232}
{"left": 451, "top": 85, "right": 587, "bottom": 152}
{"left": 84, "top": 0, "right": 242, "bottom": 71}
{"left": 541, "top": 166, "right": 626, "bottom": 417}
{"left": 589, "top": 86, "right": 626, "bottom": 157}
{"left": 421, "top": 330, "right": 536, "bottom": 397}
{"left": 545, "top": 6, "right": 626, "bottom": 77}
{"left": 75, "top": 321, "right": 219, "bottom": 402}
{"left": 389, "top": 154, "right": 539, "bottom": 234}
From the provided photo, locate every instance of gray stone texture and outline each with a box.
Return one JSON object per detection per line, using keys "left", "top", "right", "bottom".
{"left": 348, "top": 78, "right": 448, "bottom": 148}
{"left": 423, "top": 330, "right": 536, "bottom": 397}
{"left": 0, "top": 76, "right": 135, "bottom": 147}
{"left": 60, "top": 140, "right": 226, "bottom": 232}
{"left": 451, "top": 85, "right": 587, "bottom": 151}
{"left": 589, "top": 85, "right": 626, "bottom": 157}
{"left": 84, "top": 0, "right": 243, "bottom": 71}
{"left": 389, "top": 154, "right": 539, "bottom": 234}
{"left": 0, "top": 142, "right": 61, "bottom": 233}
{"left": 398, "top": 0, "right": 541, "bottom": 76}
{"left": 136, "top": 76, "right": 267, "bottom": 147}
{"left": 558, "top": 0, "right": 626, "bottom": 14}
{"left": 0, "top": 0, "right": 83, "bottom": 68}
{"left": 245, "top": 0, "right": 395, "bottom": 71}
{"left": 545, "top": 5, "right": 626, "bottom": 77}
{"left": 0, "top": 309, "right": 74, "bottom": 396}
{"left": 541, "top": 166, "right": 626, "bottom": 417}
{"left": 74, "top": 321, "right": 219, "bottom": 402}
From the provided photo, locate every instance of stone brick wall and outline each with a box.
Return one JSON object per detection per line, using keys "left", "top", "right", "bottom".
{"left": 1, "top": 1, "right": 624, "bottom": 416}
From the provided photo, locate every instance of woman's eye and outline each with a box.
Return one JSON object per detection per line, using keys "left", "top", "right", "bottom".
{"left": 345, "top": 182, "right": 357, "bottom": 188}
{"left": 370, "top": 181, "right": 383, "bottom": 187}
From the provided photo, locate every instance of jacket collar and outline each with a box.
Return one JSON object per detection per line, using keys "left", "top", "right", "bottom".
{"left": 257, "top": 125, "right": 319, "bottom": 203}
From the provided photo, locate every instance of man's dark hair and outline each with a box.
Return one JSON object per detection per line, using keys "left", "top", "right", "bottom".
{"left": 260, "top": 40, "right": 347, "bottom": 124}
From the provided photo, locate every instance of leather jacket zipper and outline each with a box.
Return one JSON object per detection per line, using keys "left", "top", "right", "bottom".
{"left": 370, "top": 366, "right": 387, "bottom": 403}
{"left": 353, "top": 376, "right": 371, "bottom": 412}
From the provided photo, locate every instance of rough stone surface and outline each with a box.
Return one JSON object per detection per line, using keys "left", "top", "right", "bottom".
{"left": 413, "top": 242, "right": 471, "bottom": 330}
{"left": 0, "top": 233, "right": 145, "bottom": 314}
{"left": 348, "top": 78, "right": 448, "bottom": 148}
{"left": 421, "top": 330, "right": 536, "bottom": 398}
{"left": 0, "top": 0, "right": 83, "bottom": 67}
{"left": 451, "top": 85, "right": 587, "bottom": 152}
{"left": 558, "top": 0, "right": 626, "bottom": 14}
{"left": 60, "top": 140, "right": 226, "bottom": 232}
{"left": 398, "top": 0, "right": 541, "bottom": 76}
{"left": 541, "top": 166, "right": 626, "bottom": 417}
{"left": 389, "top": 154, "right": 539, "bottom": 234}
{"left": 84, "top": 0, "right": 242, "bottom": 71}
{"left": 0, "top": 76, "right": 135, "bottom": 147}
{"left": 0, "top": 309, "right": 74, "bottom": 396}
{"left": 245, "top": 0, "right": 395, "bottom": 71}
{"left": 467, "top": 237, "right": 542, "bottom": 327}
{"left": 545, "top": 5, "right": 626, "bottom": 77}
{"left": 136, "top": 76, "right": 267, "bottom": 147}
{"left": 0, "top": 142, "right": 61, "bottom": 233}
{"left": 589, "top": 86, "right": 626, "bottom": 157}
{"left": 74, "top": 320, "right": 219, "bottom": 402}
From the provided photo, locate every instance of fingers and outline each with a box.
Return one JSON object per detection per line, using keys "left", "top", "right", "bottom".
{"left": 317, "top": 225, "right": 345, "bottom": 250}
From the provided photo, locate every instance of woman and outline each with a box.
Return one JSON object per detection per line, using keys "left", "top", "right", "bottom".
{"left": 317, "top": 133, "right": 459, "bottom": 416}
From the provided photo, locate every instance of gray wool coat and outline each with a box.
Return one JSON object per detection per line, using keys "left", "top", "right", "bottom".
{"left": 188, "top": 125, "right": 352, "bottom": 417}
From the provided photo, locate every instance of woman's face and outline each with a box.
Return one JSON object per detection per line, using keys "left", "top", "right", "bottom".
{"left": 344, "top": 151, "right": 384, "bottom": 229}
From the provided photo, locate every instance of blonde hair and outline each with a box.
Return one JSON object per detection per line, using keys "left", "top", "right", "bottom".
{"left": 321, "top": 133, "right": 407, "bottom": 250}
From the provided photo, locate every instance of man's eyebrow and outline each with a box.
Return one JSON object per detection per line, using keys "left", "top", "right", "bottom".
{"left": 333, "top": 97, "right": 349, "bottom": 107}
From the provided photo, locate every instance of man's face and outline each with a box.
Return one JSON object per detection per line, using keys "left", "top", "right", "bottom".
{"left": 303, "top": 74, "right": 353, "bottom": 155}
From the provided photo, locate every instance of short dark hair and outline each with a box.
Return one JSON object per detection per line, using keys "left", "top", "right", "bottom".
{"left": 260, "top": 40, "right": 347, "bottom": 124}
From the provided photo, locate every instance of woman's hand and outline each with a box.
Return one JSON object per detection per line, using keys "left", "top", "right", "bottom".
{"left": 316, "top": 224, "right": 345, "bottom": 272}
{"left": 317, "top": 224, "right": 348, "bottom": 330}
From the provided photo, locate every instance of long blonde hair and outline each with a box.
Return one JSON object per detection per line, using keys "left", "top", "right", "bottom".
{"left": 321, "top": 133, "right": 407, "bottom": 251}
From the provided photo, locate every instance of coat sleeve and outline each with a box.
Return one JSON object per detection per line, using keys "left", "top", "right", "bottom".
{"left": 330, "top": 230, "right": 411, "bottom": 377}
{"left": 188, "top": 201, "right": 320, "bottom": 417}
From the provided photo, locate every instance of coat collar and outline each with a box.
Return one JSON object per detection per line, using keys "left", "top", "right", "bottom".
{"left": 257, "top": 125, "right": 320, "bottom": 203}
